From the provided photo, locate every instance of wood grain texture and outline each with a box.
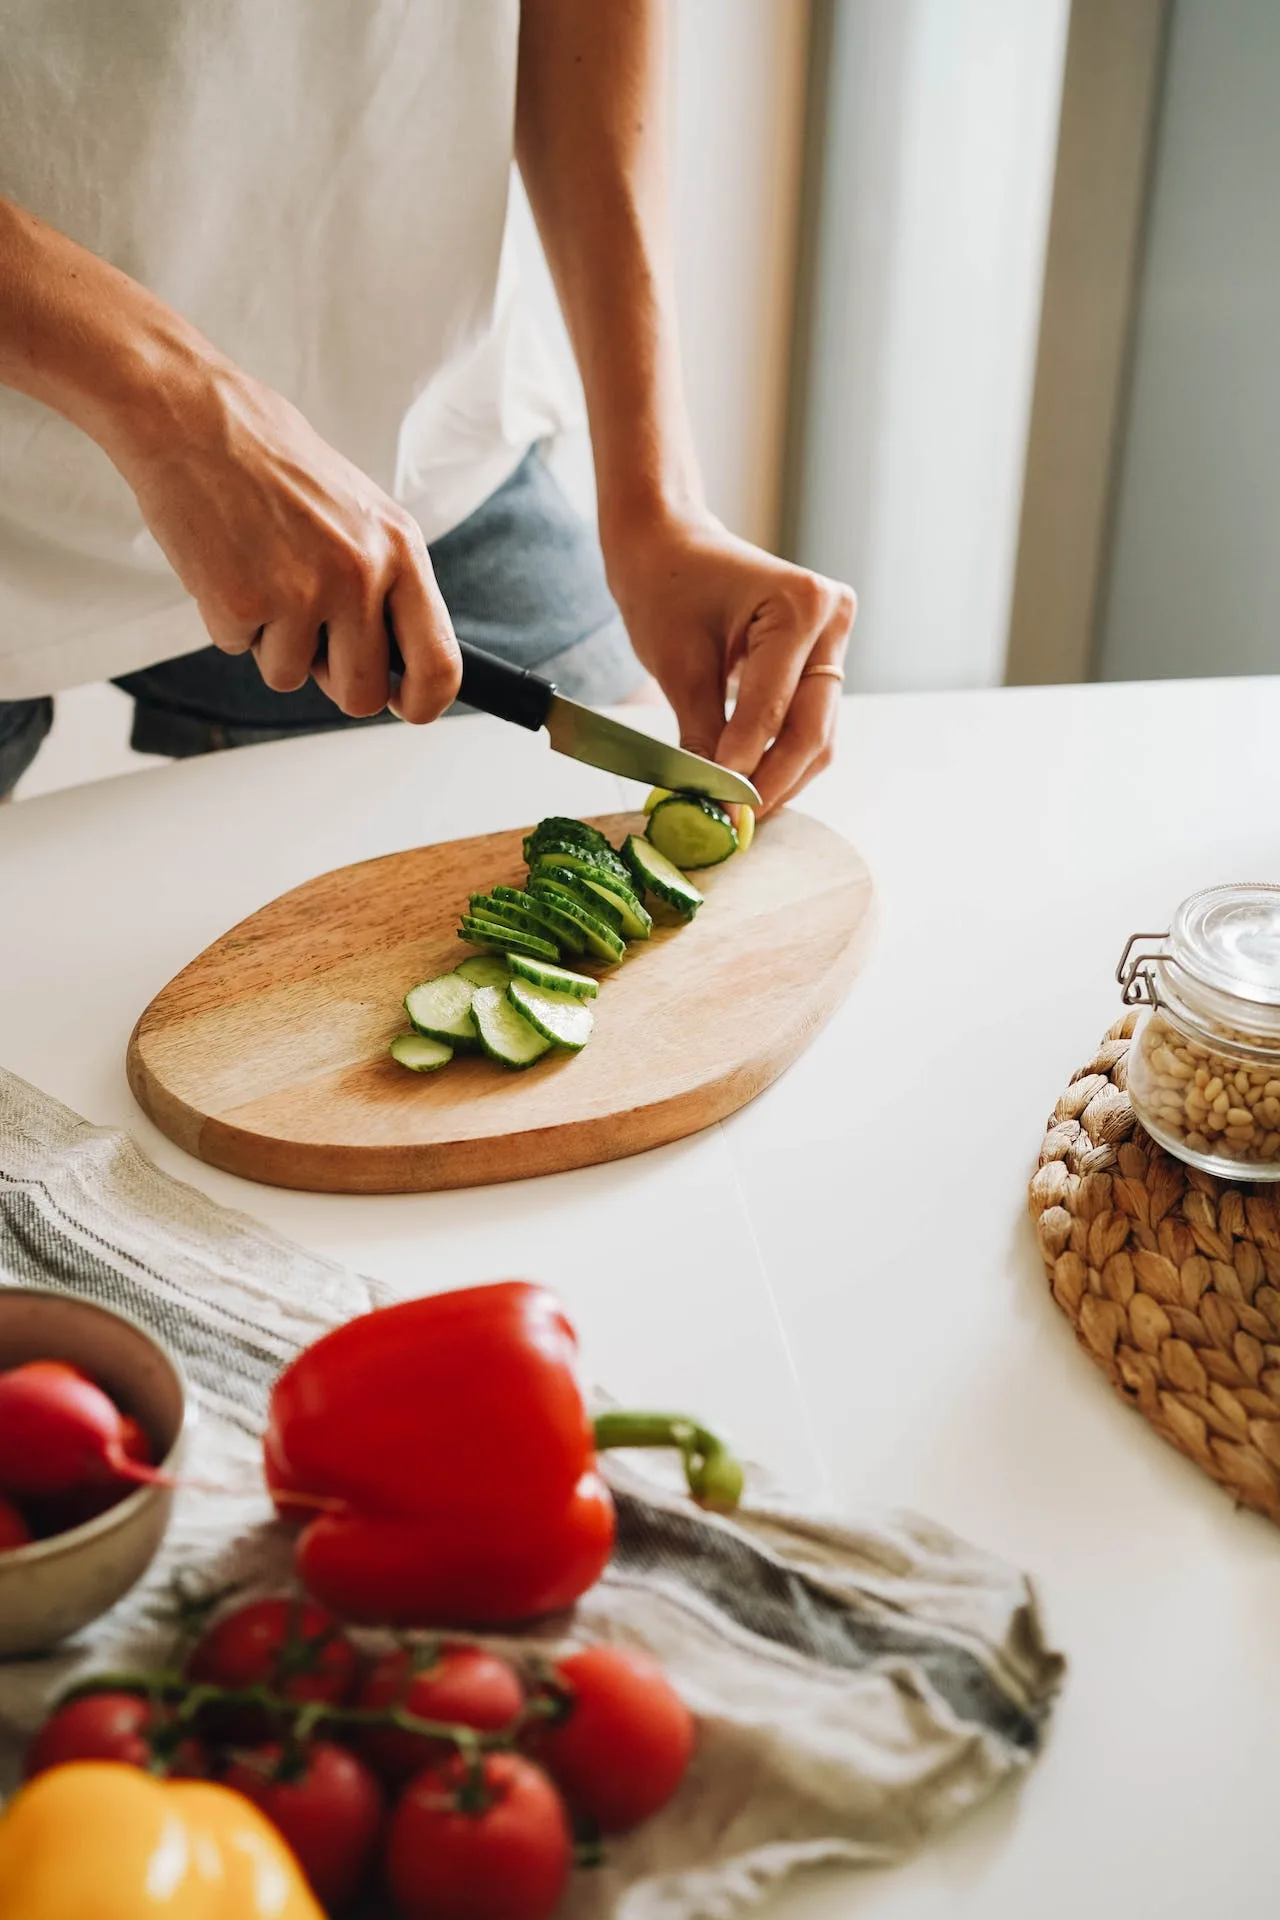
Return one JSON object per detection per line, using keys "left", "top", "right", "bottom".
{"left": 127, "top": 811, "right": 873, "bottom": 1193}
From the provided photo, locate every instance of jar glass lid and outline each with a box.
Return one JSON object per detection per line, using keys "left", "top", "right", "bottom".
{"left": 1170, "top": 883, "right": 1280, "bottom": 1008}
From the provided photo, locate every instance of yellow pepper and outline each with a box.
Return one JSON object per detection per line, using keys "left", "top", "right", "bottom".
{"left": 0, "top": 1761, "right": 323, "bottom": 1920}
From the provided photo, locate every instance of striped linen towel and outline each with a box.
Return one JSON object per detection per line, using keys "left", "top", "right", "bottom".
{"left": 0, "top": 1066, "right": 1065, "bottom": 1918}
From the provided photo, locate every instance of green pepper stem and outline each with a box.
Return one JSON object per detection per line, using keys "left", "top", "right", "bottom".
{"left": 592, "top": 1410, "right": 745, "bottom": 1511}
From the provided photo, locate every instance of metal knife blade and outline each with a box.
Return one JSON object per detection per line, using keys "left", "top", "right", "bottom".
{"left": 543, "top": 694, "right": 761, "bottom": 808}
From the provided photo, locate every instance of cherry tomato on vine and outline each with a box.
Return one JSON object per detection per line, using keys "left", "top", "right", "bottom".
{"left": 24, "top": 1692, "right": 206, "bottom": 1779}
{"left": 387, "top": 1752, "right": 572, "bottom": 1920}
{"left": 527, "top": 1644, "right": 694, "bottom": 1832}
{"left": 0, "top": 1492, "right": 30, "bottom": 1550}
{"left": 186, "top": 1596, "right": 358, "bottom": 1704}
{"left": 357, "top": 1644, "right": 524, "bottom": 1786}
{"left": 223, "top": 1739, "right": 384, "bottom": 1910}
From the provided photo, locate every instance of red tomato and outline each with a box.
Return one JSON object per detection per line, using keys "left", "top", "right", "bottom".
{"left": 222, "top": 1739, "right": 384, "bottom": 1910}
{"left": 387, "top": 1753, "right": 571, "bottom": 1920}
{"left": 356, "top": 1644, "right": 524, "bottom": 1786}
{"left": 0, "top": 1492, "right": 30, "bottom": 1550}
{"left": 187, "top": 1597, "right": 359, "bottom": 1705}
{"left": 24, "top": 1692, "right": 206, "bottom": 1779}
{"left": 529, "top": 1645, "right": 694, "bottom": 1832}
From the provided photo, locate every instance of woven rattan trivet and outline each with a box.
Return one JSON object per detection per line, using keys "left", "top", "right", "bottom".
{"left": 1031, "top": 1010, "right": 1280, "bottom": 1523}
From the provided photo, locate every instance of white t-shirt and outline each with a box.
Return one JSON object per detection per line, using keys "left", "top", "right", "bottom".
{"left": 0, "top": 0, "right": 571, "bottom": 699}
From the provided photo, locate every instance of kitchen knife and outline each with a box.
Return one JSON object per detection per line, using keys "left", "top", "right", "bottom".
{"left": 456, "top": 642, "right": 760, "bottom": 807}
{"left": 376, "top": 624, "right": 761, "bottom": 807}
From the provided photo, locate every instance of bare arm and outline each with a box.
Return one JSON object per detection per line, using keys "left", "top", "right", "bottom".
{"left": 0, "top": 197, "right": 458, "bottom": 721}
{"left": 516, "top": 1, "right": 855, "bottom": 812}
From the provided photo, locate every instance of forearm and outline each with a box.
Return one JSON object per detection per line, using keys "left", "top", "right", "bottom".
{"left": 515, "top": 0, "right": 701, "bottom": 550}
{"left": 0, "top": 195, "right": 218, "bottom": 472}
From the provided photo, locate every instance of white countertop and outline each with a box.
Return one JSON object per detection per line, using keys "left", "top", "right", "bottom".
{"left": 4, "top": 676, "right": 1280, "bottom": 1919}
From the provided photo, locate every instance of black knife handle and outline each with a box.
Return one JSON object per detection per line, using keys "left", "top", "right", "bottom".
{"left": 456, "top": 641, "right": 555, "bottom": 731}
{"left": 381, "top": 622, "right": 554, "bottom": 732}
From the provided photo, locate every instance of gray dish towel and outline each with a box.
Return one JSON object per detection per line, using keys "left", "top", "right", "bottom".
{"left": 0, "top": 1067, "right": 1065, "bottom": 1918}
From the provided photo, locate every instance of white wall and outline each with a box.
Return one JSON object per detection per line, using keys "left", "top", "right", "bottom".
{"left": 1097, "top": 0, "right": 1280, "bottom": 683}
{"left": 790, "top": 0, "right": 1070, "bottom": 692}
{"left": 514, "top": 0, "right": 810, "bottom": 550}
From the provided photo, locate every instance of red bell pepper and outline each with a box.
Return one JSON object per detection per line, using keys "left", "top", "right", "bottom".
{"left": 264, "top": 1281, "right": 742, "bottom": 1627}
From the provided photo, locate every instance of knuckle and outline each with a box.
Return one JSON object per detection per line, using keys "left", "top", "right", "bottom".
{"left": 387, "top": 508, "right": 427, "bottom": 557}
{"left": 222, "top": 587, "right": 266, "bottom": 627}
{"left": 762, "top": 690, "right": 791, "bottom": 735}
{"left": 834, "top": 582, "right": 857, "bottom": 628}
{"left": 329, "top": 543, "right": 373, "bottom": 600}
{"left": 789, "top": 573, "right": 827, "bottom": 626}
{"left": 814, "top": 743, "right": 835, "bottom": 774}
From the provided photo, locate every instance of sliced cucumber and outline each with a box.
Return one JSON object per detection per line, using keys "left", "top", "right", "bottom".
{"left": 528, "top": 841, "right": 635, "bottom": 891}
{"left": 455, "top": 955, "right": 511, "bottom": 989}
{"left": 389, "top": 1032, "right": 453, "bottom": 1073}
{"left": 530, "top": 863, "right": 625, "bottom": 933}
{"left": 508, "top": 979, "right": 595, "bottom": 1051}
{"left": 469, "top": 894, "right": 568, "bottom": 946}
{"left": 508, "top": 953, "right": 600, "bottom": 1000}
{"left": 526, "top": 879, "right": 627, "bottom": 963}
{"left": 642, "top": 787, "right": 672, "bottom": 814}
{"left": 458, "top": 917, "right": 562, "bottom": 962}
{"left": 575, "top": 873, "right": 652, "bottom": 940}
{"left": 470, "top": 984, "right": 553, "bottom": 1068}
{"left": 622, "top": 834, "right": 704, "bottom": 917}
{"left": 489, "top": 885, "right": 588, "bottom": 954}
{"left": 522, "top": 817, "right": 616, "bottom": 863}
{"left": 647, "top": 793, "right": 738, "bottom": 869}
{"left": 404, "top": 972, "right": 478, "bottom": 1047}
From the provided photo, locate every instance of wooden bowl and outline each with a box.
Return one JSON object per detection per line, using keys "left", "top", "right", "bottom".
{"left": 0, "top": 1289, "right": 192, "bottom": 1656}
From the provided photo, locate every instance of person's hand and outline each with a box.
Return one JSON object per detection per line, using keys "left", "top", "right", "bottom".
{"left": 113, "top": 356, "right": 461, "bottom": 723}
{"left": 603, "top": 512, "right": 855, "bottom": 816}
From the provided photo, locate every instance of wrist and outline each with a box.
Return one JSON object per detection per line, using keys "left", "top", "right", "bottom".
{"left": 82, "top": 313, "right": 230, "bottom": 476}
{"left": 597, "top": 484, "right": 713, "bottom": 597}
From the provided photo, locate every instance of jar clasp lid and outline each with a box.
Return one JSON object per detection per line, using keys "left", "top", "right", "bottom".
{"left": 1117, "top": 931, "right": 1171, "bottom": 1007}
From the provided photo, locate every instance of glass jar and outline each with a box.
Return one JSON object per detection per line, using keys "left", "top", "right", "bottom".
{"left": 1118, "top": 883, "right": 1280, "bottom": 1182}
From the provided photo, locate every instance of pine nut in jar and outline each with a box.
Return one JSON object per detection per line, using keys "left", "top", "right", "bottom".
{"left": 1117, "top": 883, "right": 1280, "bottom": 1182}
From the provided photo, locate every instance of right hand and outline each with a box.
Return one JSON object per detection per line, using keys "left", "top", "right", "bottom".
{"left": 114, "top": 356, "right": 461, "bottom": 723}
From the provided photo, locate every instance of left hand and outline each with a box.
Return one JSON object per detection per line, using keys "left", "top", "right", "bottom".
{"left": 603, "top": 511, "right": 856, "bottom": 816}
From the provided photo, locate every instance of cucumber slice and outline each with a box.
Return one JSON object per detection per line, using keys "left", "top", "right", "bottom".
{"left": 469, "top": 894, "right": 570, "bottom": 947}
{"left": 458, "top": 917, "right": 562, "bottom": 962}
{"left": 622, "top": 834, "right": 704, "bottom": 917}
{"left": 508, "top": 980, "right": 595, "bottom": 1051}
{"left": 489, "top": 885, "right": 588, "bottom": 954}
{"left": 471, "top": 984, "right": 553, "bottom": 1068}
{"left": 508, "top": 953, "right": 600, "bottom": 1000}
{"left": 647, "top": 793, "right": 738, "bottom": 869}
{"left": 522, "top": 817, "right": 616, "bottom": 863}
{"left": 404, "top": 972, "right": 478, "bottom": 1047}
{"left": 528, "top": 841, "right": 635, "bottom": 891}
{"left": 575, "top": 873, "right": 652, "bottom": 940}
{"left": 530, "top": 863, "right": 625, "bottom": 933}
{"left": 525, "top": 880, "right": 626, "bottom": 963}
{"left": 642, "top": 787, "right": 672, "bottom": 814}
{"left": 455, "top": 955, "right": 511, "bottom": 989}
{"left": 389, "top": 1032, "right": 453, "bottom": 1073}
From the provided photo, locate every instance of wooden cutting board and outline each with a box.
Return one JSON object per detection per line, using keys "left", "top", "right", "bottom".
{"left": 127, "top": 811, "right": 873, "bottom": 1193}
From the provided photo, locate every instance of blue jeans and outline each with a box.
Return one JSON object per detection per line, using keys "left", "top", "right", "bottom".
{"left": 0, "top": 447, "right": 644, "bottom": 795}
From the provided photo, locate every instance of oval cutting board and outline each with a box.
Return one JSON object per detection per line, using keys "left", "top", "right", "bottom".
{"left": 127, "top": 811, "right": 873, "bottom": 1193}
